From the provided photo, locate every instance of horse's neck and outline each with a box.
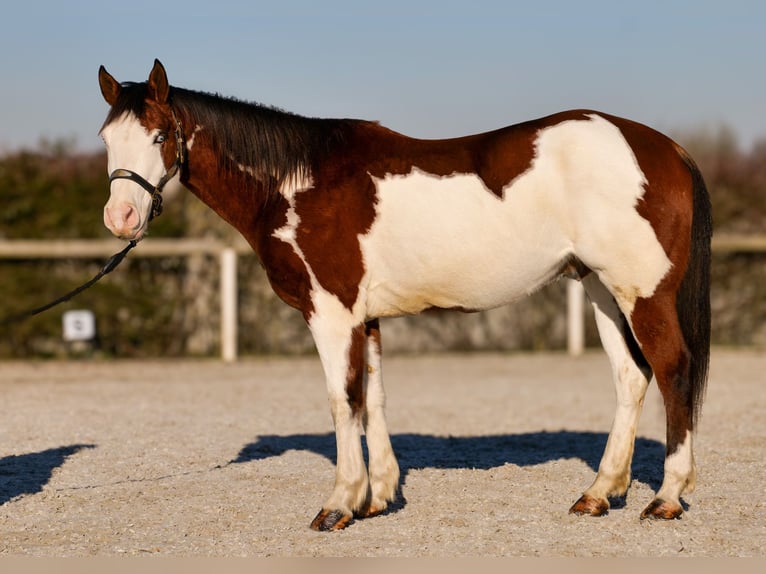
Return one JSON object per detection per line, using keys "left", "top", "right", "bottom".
{"left": 180, "top": 140, "right": 271, "bottom": 246}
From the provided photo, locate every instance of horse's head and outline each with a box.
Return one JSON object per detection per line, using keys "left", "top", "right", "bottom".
{"left": 98, "top": 59, "right": 184, "bottom": 241}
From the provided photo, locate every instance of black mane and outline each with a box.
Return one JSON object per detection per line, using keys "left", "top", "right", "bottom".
{"left": 103, "top": 82, "right": 355, "bottom": 194}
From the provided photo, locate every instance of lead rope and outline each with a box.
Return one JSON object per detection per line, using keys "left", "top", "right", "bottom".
{"left": 0, "top": 240, "right": 138, "bottom": 326}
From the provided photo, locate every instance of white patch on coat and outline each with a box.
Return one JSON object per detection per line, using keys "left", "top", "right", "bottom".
{"left": 360, "top": 114, "right": 671, "bottom": 319}
{"left": 363, "top": 330, "right": 400, "bottom": 510}
{"left": 237, "top": 161, "right": 313, "bottom": 202}
{"left": 657, "top": 429, "right": 697, "bottom": 501}
{"left": 185, "top": 124, "right": 203, "bottom": 150}
{"left": 579, "top": 274, "right": 651, "bottom": 501}
{"left": 270, "top": 178, "right": 314, "bottom": 257}
{"left": 279, "top": 174, "right": 314, "bottom": 202}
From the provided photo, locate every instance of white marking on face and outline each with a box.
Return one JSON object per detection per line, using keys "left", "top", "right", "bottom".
{"left": 100, "top": 113, "right": 165, "bottom": 240}
{"left": 359, "top": 114, "right": 671, "bottom": 319}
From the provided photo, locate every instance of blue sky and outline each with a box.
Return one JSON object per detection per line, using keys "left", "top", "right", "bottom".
{"left": 1, "top": 0, "right": 764, "bottom": 153}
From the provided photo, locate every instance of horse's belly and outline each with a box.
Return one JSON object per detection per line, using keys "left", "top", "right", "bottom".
{"left": 362, "top": 258, "right": 561, "bottom": 318}
{"left": 360, "top": 169, "right": 570, "bottom": 318}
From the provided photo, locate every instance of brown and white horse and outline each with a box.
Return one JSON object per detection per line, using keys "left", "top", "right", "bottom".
{"left": 98, "top": 60, "right": 712, "bottom": 530}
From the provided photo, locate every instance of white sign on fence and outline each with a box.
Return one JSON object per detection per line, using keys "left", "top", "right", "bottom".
{"left": 62, "top": 310, "right": 96, "bottom": 342}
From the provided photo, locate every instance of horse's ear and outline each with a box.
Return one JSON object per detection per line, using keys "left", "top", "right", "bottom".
{"left": 98, "top": 65, "right": 121, "bottom": 106}
{"left": 147, "top": 59, "right": 170, "bottom": 104}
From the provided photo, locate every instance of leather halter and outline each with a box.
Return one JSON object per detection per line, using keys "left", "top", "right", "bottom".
{"left": 107, "top": 109, "right": 186, "bottom": 221}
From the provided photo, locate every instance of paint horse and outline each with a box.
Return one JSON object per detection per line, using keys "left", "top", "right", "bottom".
{"left": 98, "top": 60, "right": 711, "bottom": 530}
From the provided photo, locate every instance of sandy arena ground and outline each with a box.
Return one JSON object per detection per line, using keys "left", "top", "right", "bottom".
{"left": 0, "top": 349, "right": 763, "bottom": 557}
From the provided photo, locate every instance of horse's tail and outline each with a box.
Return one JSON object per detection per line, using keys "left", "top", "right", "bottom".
{"left": 675, "top": 145, "right": 713, "bottom": 428}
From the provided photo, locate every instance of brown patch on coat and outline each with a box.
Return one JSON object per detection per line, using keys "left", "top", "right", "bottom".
{"left": 365, "top": 319, "right": 381, "bottom": 357}
{"left": 345, "top": 324, "right": 367, "bottom": 416}
{"left": 609, "top": 113, "right": 697, "bottom": 453}
{"left": 293, "top": 172, "right": 378, "bottom": 311}
{"left": 257, "top": 201, "right": 316, "bottom": 315}
{"left": 175, "top": 125, "right": 315, "bottom": 314}
{"left": 360, "top": 109, "right": 591, "bottom": 198}
{"left": 345, "top": 320, "right": 383, "bottom": 419}
{"left": 630, "top": 282, "right": 694, "bottom": 456}
{"left": 608, "top": 113, "right": 693, "bottom": 271}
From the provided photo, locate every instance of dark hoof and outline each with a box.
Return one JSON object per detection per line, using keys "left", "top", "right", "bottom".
{"left": 569, "top": 494, "right": 609, "bottom": 517}
{"left": 640, "top": 498, "right": 683, "bottom": 520}
{"left": 310, "top": 508, "right": 353, "bottom": 531}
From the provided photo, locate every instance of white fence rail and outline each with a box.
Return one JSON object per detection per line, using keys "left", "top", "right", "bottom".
{"left": 0, "top": 238, "right": 250, "bottom": 362}
{"left": 1, "top": 234, "right": 763, "bottom": 360}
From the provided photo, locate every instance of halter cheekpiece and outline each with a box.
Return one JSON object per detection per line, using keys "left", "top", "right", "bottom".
{"left": 108, "top": 108, "right": 186, "bottom": 220}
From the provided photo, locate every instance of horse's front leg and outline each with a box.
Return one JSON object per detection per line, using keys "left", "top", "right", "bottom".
{"left": 358, "top": 319, "right": 400, "bottom": 518}
{"left": 308, "top": 306, "right": 370, "bottom": 531}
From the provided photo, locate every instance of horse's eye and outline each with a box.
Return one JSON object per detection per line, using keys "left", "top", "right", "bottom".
{"left": 154, "top": 133, "right": 167, "bottom": 144}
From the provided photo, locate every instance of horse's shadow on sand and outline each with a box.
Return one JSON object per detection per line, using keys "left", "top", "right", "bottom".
{"left": 0, "top": 435, "right": 668, "bottom": 514}
{"left": 0, "top": 444, "right": 95, "bottom": 505}
{"left": 231, "top": 431, "right": 665, "bottom": 511}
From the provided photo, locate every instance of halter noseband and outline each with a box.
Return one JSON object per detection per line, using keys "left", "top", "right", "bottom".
{"left": 108, "top": 109, "right": 186, "bottom": 221}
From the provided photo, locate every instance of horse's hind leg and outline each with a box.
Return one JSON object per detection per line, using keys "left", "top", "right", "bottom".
{"left": 630, "top": 290, "right": 697, "bottom": 519}
{"left": 570, "top": 275, "right": 653, "bottom": 516}
{"left": 357, "top": 319, "right": 400, "bottom": 517}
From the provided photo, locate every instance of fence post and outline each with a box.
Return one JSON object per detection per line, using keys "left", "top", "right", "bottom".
{"left": 567, "top": 279, "right": 585, "bottom": 356}
{"left": 220, "top": 247, "right": 238, "bottom": 362}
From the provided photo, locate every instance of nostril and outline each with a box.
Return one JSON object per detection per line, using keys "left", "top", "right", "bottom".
{"left": 123, "top": 205, "right": 139, "bottom": 229}
{"left": 103, "top": 203, "right": 141, "bottom": 232}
